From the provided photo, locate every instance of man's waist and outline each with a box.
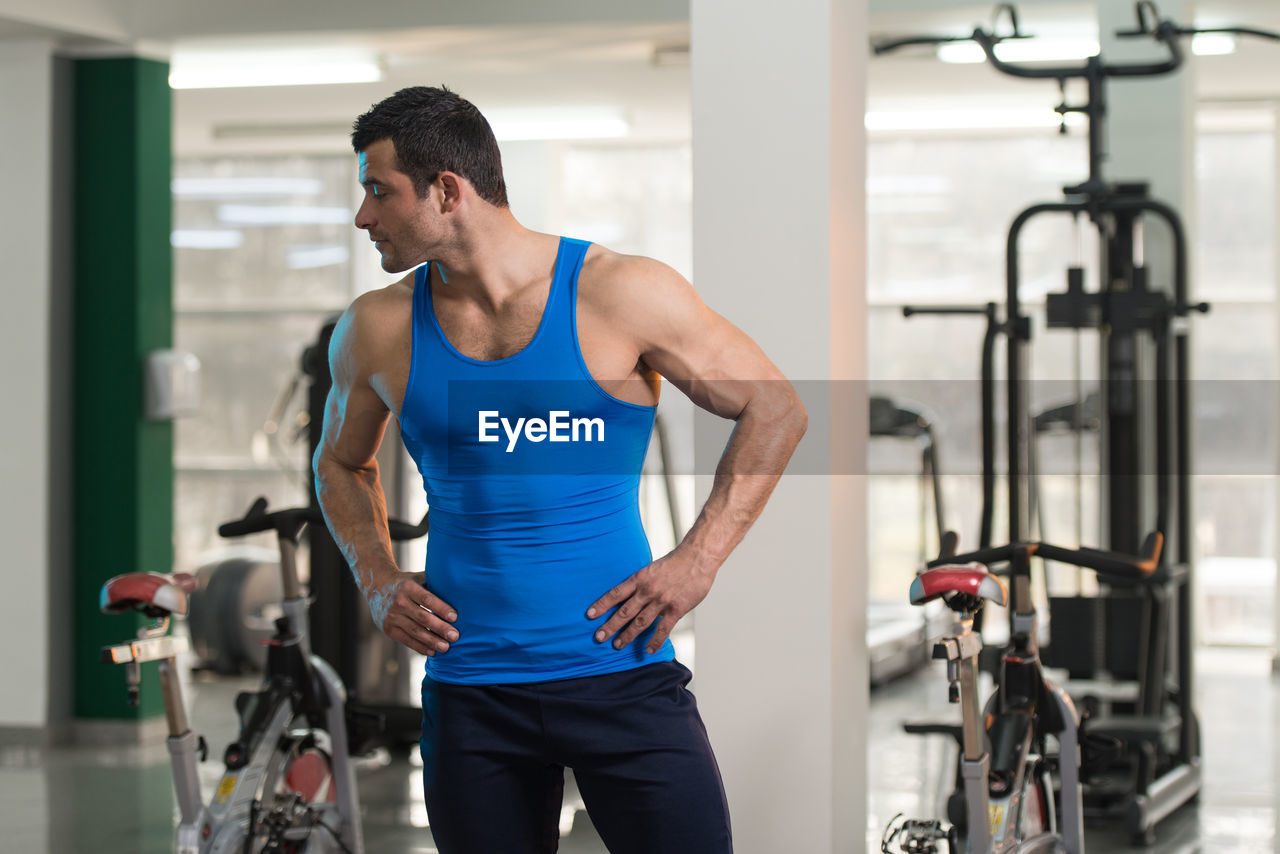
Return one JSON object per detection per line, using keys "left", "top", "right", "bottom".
{"left": 424, "top": 499, "right": 639, "bottom": 537}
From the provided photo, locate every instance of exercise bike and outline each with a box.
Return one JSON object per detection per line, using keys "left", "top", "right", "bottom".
{"left": 883, "top": 532, "right": 1162, "bottom": 854}
{"left": 100, "top": 497, "right": 427, "bottom": 853}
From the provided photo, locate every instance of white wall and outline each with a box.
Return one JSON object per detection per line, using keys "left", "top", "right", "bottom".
{"left": 0, "top": 0, "right": 127, "bottom": 40}
{"left": 121, "top": 0, "right": 687, "bottom": 39}
{"left": 1275, "top": 103, "right": 1280, "bottom": 669}
{"left": 0, "top": 0, "right": 685, "bottom": 41}
{"left": 0, "top": 39, "right": 56, "bottom": 732}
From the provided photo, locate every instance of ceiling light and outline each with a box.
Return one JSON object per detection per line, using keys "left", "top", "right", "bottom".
{"left": 286, "top": 245, "right": 351, "bottom": 269}
{"left": 939, "top": 33, "right": 1236, "bottom": 64}
{"left": 866, "top": 108, "right": 1086, "bottom": 132}
{"left": 1191, "top": 33, "right": 1236, "bottom": 56}
{"left": 935, "top": 42, "right": 987, "bottom": 64}
{"left": 216, "top": 205, "right": 353, "bottom": 226}
{"left": 171, "top": 230, "right": 245, "bottom": 249}
{"left": 938, "top": 38, "right": 1099, "bottom": 64}
{"left": 169, "top": 48, "right": 382, "bottom": 89}
{"left": 173, "top": 177, "right": 325, "bottom": 198}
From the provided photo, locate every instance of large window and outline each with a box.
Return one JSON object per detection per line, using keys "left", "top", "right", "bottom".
{"left": 171, "top": 118, "right": 1275, "bottom": 656}
{"left": 865, "top": 114, "right": 1278, "bottom": 647}
{"left": 1192, "top": 118, "right": 1276, "bottom": 646}
{"left": 866, "top": 132, "right": 1091, "bottom": 601}
{"left": 172, "top": 156, "right": 359, "bottom": 576}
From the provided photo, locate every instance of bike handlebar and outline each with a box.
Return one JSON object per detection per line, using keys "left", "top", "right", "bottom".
{"left": 218, "top": 497, "right": 430, "bottom": 542}
{"left": 928, "top": 531, "right": 1163, "bottom": 582}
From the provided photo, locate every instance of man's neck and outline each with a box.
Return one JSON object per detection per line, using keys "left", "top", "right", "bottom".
{"left": 432, "top": 212, "right": 560, "bottom": 310}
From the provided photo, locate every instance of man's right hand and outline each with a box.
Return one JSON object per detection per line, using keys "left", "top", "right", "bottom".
{"left": 366, "top": 570, "right": 459, "bottom": 656}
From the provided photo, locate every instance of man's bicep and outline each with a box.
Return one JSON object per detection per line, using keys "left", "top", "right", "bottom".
{"left": 317, "top": 310, "right": 391, "bottom": 472}
{"left": 319, "top": 383, "right": 390, "bottom": 471}
{"left": 635, "top": 270, "right": 790, "bottom": 420}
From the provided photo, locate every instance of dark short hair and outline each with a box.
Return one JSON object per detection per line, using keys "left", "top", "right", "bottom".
{"left": 352, "top": 86, "right": 509, "bottom": 207}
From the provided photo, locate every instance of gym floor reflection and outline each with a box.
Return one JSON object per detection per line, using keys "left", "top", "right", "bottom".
{"left": 1, "top": 648, "right": 1274, "bottom": 853}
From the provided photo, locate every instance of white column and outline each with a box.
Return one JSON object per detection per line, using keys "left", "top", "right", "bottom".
{"left": 691, "top": 2, "right": 868, "bottom": 852}
{"left": 0, "top": 40, "right": 56, "bottom": 735}
{"left": 1274, "top": 102, "right": 1280, "bottom": 672}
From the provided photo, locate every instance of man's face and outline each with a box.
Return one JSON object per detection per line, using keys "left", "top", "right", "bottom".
{"left": 354, "top": 138, "right": 434, "bottom": 273}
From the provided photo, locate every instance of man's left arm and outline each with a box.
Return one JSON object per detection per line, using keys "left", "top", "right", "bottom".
{"left": 587, "top": 257, "right": 808, "bottom": 653}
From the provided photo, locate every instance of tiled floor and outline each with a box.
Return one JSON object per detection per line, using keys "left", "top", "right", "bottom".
{"left": 2, "top": 647, "right": 1275, "bottom": 852}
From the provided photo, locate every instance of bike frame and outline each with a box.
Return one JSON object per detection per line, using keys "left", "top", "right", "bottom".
{"left": 103, "top": 523, "right": 364, "bottom": 854}
{"left": 928, "top": 570, "right": 1085, "bottom": 854}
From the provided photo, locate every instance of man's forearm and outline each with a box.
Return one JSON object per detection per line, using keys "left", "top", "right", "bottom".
{"left": 679, "top": 393, "right": 808, "bottom": 573}
{"left": 313, "top": 451, "right": 400, "bottom": 597}
{"left": 584, "top": 386, "right": 806, "bottom": 652}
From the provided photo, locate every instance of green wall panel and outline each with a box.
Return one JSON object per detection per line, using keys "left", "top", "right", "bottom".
{"left": 72, "top": 58, "right": 173, "bottom": 720}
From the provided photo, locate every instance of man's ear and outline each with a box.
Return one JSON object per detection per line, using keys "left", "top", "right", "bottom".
{"left": 438, "top": 172, "right": 464, "bottom": 213}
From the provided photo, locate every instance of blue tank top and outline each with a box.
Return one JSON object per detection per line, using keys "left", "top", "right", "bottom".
{"left": 397, "top": 237, "right": 672, "bottom": 684}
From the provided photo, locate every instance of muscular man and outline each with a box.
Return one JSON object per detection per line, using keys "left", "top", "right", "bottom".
{"left": 314, "top": 86, "right": 806, "bottom": 854}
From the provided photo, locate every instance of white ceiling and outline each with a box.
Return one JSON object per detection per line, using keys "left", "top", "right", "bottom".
{"left": 4, "top": 0, "right": 1279, "bottom": 155}
{"left": 171, "top": 22, "right": 693, "bottom": 156}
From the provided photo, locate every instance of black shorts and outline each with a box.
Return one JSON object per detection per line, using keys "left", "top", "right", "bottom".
{"left": 420, "top": 660, "right": 733, "bottom": 854}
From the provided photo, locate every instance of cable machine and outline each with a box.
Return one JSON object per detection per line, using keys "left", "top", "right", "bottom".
{"left": 874, "top": 2, "right": 1279, "bottom": 843}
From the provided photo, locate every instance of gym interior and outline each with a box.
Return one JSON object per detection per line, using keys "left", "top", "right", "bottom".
{"left": 4, "top": 0, "right": 1279, "bottom": 851}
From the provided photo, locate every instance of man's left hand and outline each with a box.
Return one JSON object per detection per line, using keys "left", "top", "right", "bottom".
{"left": 587, "top": 552, "right": 715, "bottom": 654}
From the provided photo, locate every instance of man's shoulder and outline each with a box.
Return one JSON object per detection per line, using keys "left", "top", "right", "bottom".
{"left": 334, "top": 274, "right": 416, "bottom": 367}
{"left": 349, "top": 273, "right": 415, "bottom": 319}
{"left": 579, "top": 245, "right": 694, "bottom": 315}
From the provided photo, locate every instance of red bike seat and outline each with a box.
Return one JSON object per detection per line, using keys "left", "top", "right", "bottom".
{"left": 909, "top": 563, "right": 1008, "bottom": 608}
{"left": 100, "top": 572, "right": 197, "bottom": 617}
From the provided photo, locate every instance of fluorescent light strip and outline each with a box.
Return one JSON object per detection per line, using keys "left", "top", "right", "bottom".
{"left": 286, "top": 245, "right": 351, "bottom": 269}
{"left": 939, "top": 38, "right": 1099, "bottom": 64}
{"left": 940, "top": 33, "right": 1235, "bottom": 64}
{"left": 173, "top": 177, "right": 325, "bottom": 198}
{"left": 866, "top": 109, "right": 1086, "bottom": 132}
{"left": 169, "top": 50, "right": 382, "bottom": 89}
{"left": 217, "top": 205, "right": 353, "bottom": 226}
{"left": 1191, "top": 33, "right": 1236, "bottom": 56}
{"left": 172, "top": 230, "right": 245, "bottom": 249}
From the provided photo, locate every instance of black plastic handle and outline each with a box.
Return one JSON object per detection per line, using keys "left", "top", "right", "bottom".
{"left": 871, "top": 33, "right": 972, "bottom": 55}
{"left": 1036, "top": 532, "right": 1163, "bottom": 580}
{"left": 216, "top": 496, "right": 274, "bottom": 537}
{"left": 388, "top": 511, "right": 430, "bottom": 541}
{"left": 902, "top": 304, "right": 993, "bottom": 317}
{"left": 929, "top": 532, "right": 1163, "bottom": 581}
{"left": 218, "top": 498, "right": 429, "bottom": 542}
{"left": 928, "top": 541, "right": 1034, "bottom": 570}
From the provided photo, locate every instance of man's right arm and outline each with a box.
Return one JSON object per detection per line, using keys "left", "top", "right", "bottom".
{"left": 312, "top": 294, "right": 458, "bottom": 656}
